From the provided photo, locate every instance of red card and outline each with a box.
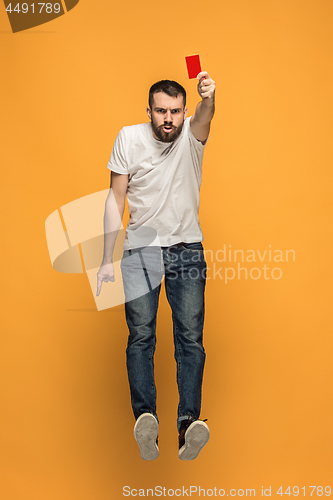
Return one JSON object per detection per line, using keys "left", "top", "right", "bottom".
{"left": 185, "top": 55, "right": 202, "bottom": 79}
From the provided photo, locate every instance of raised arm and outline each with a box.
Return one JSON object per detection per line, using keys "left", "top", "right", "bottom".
{"left": 96, "top": 171, "right": 129, "bottom": 296}
{"left": 190, "top": 71, "right": 216, "bottom": 144}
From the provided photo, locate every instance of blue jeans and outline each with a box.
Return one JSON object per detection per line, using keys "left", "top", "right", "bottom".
{"left": 120, "top": 242, "right": 207, "bottom": 431}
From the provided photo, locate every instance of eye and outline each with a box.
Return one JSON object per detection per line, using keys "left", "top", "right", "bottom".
{"left": 171, "top": 109, "right": 181, "bottom": 114}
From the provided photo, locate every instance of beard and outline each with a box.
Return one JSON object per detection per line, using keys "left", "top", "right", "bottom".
{"left": 151, "top": 118, "right": 184, "bottom": 143}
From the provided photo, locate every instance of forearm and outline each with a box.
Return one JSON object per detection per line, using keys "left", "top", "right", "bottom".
{"left": 194, "top": 97, "right": 215, "bottom": 125}
{"left": 101, "top": 191, "right": 125, "bottom": 264}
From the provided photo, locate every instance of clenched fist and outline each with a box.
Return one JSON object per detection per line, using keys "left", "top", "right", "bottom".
{"left": 197, "top": 71, "right": 216, "bottom": 100}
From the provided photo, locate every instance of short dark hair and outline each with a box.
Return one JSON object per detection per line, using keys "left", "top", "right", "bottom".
{"left": 148, "top": 80, "right": 186, "bottom": 109}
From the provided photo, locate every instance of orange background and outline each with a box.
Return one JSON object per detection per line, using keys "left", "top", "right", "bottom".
{"left": 1, "top": 1, "right": 333, "bottom": 498}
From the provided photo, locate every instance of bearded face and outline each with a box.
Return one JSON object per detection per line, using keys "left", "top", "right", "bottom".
{"left": 147, "top": 92, "right": 188, "bottom": 143}
{"left": 150, "top": 116, "right": 185, "bottom": 143}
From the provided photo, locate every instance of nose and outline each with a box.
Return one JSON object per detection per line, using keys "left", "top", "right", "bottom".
{"left": 164, "top": 110, "right": 172, "bottom": 123}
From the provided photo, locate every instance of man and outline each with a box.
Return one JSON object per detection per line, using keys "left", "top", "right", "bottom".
{"left": 97, "top": 71, "right": 215, "bottom": 460}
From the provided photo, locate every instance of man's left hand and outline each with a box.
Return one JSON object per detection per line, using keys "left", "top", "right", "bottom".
{"left": 197, "top": 71, "right": 216, "bottom": 100}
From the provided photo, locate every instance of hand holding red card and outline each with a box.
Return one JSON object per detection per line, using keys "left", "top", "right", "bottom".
{"left": 196, "top": 71, "right": 216, "bottom": 100}
{"left": 185, "top": 55, "right": 216, "bottom": 103}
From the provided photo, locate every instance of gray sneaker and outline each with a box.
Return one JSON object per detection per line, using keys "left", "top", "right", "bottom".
{"left": 178, "top": 419, "right": 209, "bottom": 460}
{"left": 134, "top": 413, "right": 159, "bottom": 460}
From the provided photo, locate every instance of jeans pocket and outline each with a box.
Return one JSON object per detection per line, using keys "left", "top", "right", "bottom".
{"left": 180, "top": 242, "right": 203, "bottom": 252}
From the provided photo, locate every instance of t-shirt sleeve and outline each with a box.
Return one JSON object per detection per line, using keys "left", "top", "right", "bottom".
{"left": 107, "top": 128, "right": 130, "bottom": 175}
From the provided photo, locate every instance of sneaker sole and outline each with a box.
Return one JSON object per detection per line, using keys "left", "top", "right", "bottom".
{"left": 134, "top": 413, "right": 159, "bottom": 460}
{"left": 179, "top": 421, "right": 210, "bottom": 460}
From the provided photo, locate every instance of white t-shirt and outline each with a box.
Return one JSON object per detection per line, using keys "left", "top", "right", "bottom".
{"left": 107, "top": 116, "right": 208, "bottom": 250}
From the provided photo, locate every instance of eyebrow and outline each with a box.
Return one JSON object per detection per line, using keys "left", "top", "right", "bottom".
{"left": 155, "top": 107, "right": 182, "bottom": 112}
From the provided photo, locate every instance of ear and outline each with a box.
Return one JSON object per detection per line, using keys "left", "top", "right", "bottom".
{"left": 147, "top": 106, "right": 152, "bottom": 120}
{"left": 184, "top": 107, "right": 189, "bottom": 119}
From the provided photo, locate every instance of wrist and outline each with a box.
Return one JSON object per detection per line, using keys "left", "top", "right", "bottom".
{"left": 102, "top": 257, "right": 113, "bottom": 265}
